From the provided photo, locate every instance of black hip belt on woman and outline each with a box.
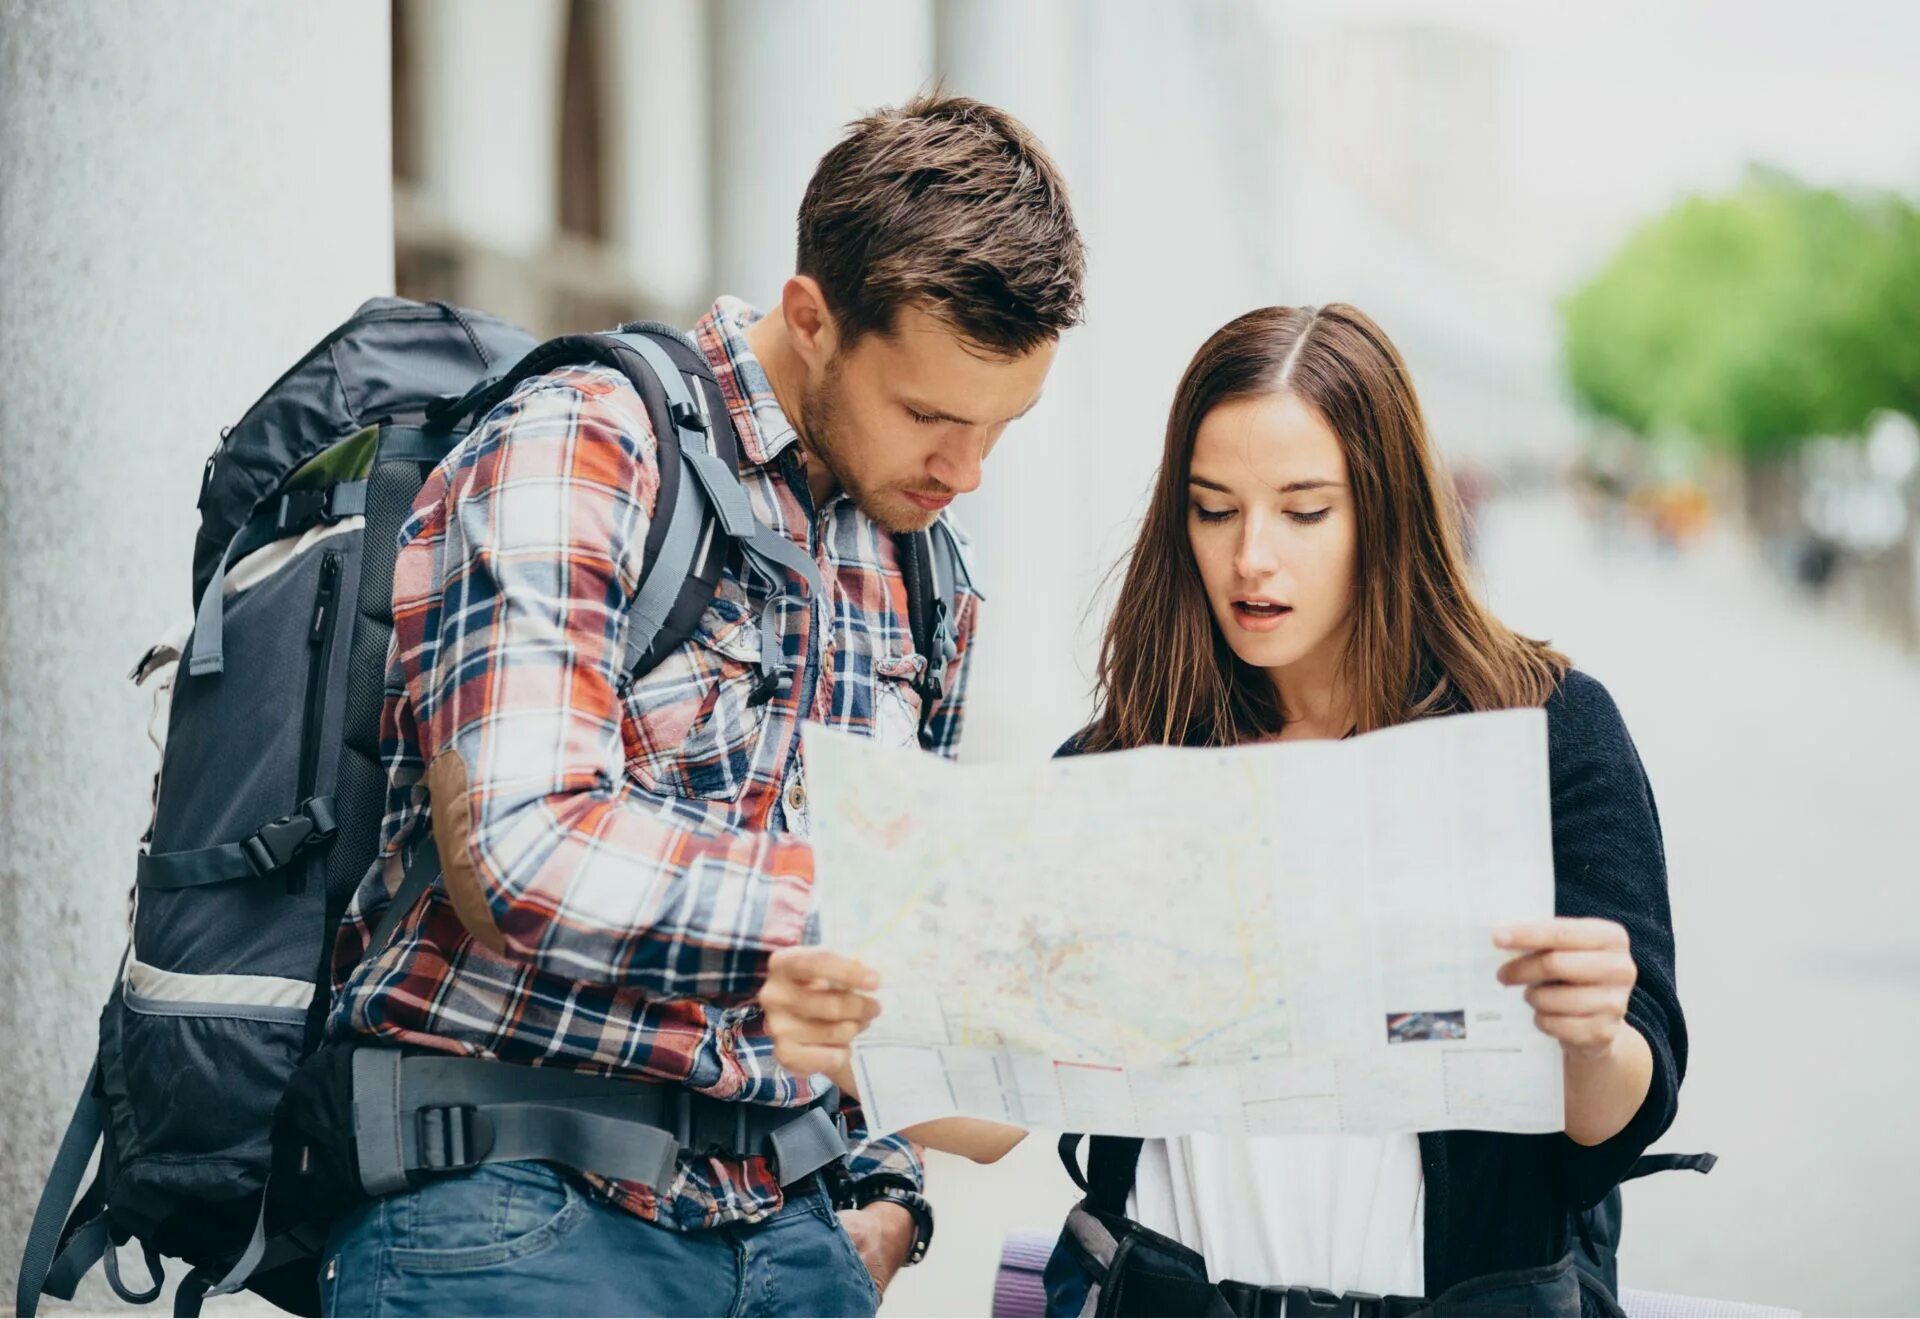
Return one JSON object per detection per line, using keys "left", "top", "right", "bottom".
{"left": 1056, "top": 1199, "right": 1602, "bottom": 1319}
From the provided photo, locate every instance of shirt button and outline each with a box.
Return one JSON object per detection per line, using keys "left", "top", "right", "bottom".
{"left": 786, "top": 779, "right": 808, "bottom": 815}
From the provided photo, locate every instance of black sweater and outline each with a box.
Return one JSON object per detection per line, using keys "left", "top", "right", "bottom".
{"left": 1060, "top": 670, "right": 1686, "bottom": 1294}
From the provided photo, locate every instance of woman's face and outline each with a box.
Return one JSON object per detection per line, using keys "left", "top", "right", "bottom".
{"left": 1186, "top": 390, "right": 1357, "bottom": 682}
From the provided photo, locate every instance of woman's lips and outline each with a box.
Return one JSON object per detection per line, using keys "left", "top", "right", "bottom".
{"left": 1231, "top": 602, "right": 1293, "bottom": 632}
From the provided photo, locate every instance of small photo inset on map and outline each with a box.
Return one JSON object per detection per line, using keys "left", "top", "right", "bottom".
{"left": 1386, "top": 1010, "right": 1467, "bottom": 1043}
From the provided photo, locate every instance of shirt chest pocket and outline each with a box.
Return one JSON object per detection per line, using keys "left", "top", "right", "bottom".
{"left": 620, "top": 578, "right": 773, "bottom": 802}
{"left": 872, "top": 652, "right": 927, "bottom": 751}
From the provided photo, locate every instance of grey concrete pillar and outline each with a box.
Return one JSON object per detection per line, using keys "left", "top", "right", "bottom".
{"left": 709, "top": 0, "right": 935, "bottom": 309}
{"left": 605, "top": 0, "right": 713, "bottom": 324}
{"left": 403, "top": 0, "right": 566, "bottom": 329}
{"left": 405, "top": 0, "right": 566, "bottom": 254}
{"left": 0, "top": 1, "right": 393, "bottom": 1306}
{"left": 934, "top": 0, "right": 1101, "bottom": 764}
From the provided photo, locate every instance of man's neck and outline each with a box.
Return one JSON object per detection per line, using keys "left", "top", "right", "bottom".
{"left": 743, "top": 310, "right": 837, "bottom": 507}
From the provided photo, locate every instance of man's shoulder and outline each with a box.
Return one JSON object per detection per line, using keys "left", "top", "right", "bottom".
{"left": 477, "top": 363, "right": 662, "bottom": 461}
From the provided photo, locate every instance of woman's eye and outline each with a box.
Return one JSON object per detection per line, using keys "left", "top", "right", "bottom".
{"left": 1192, "top": 505, "right": 1235, "bottom": 524}
{"left": 907, "top": 408, "right": 941, "bottom": 426}
{"left": 1287, "top": 508, "right": 1332, "bottom": 525}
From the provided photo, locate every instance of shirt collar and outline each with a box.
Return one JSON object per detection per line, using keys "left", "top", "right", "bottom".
{"left": 693, "top": 296, "right": 801, "bottom": 468}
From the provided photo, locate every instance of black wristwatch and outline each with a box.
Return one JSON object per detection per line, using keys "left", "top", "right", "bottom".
{"left": 847, "top": 1175, "right": 935, "bottom": 1267}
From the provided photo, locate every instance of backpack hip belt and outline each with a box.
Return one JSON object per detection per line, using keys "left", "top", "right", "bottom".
{"left": 340, "top": 1046, "right": 850, "bottom": 1199}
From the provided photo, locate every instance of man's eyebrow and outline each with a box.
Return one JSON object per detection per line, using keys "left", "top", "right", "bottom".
{"left": 901, "top": 391, "right": 1045, "bottom": 427}
{"left": 1188, "top": 474, "right": 1344, "bottom": 494}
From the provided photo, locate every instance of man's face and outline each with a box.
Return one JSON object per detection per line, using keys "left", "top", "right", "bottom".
{"left": 800, "top": 306, "right": 1056, "bottom": 533}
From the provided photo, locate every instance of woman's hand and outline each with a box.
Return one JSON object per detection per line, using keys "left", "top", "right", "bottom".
{"left": 899, "top": 1117, "right": 1029, "bottom": 1164}
{"left": 1495, "top": 917, "right": 1636, "bottom": 1059}
{"left": 760, "top": 947, "right": 882, "bottom": 1095}
{"left": 1495, "top": 917, "right": 1653, "bottom": 1145}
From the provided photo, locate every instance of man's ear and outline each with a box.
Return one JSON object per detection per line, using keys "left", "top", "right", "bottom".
{"left": 778, "top": 275, "right": 840, "bottom": 372}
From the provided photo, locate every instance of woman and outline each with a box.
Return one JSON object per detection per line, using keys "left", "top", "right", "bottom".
{"left": 763, "top": 305, "right": 1684, "bottom": 1316}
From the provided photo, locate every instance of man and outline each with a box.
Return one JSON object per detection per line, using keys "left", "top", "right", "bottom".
{"left": 320, "top": 94, "right": 1084, "bottom": 1317}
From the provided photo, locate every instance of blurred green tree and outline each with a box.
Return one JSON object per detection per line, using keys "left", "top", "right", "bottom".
{"left": 1562, "top": 170, "right": 1920, "bottom": 457}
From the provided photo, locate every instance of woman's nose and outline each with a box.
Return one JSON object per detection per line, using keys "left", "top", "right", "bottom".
{"left": 1234, "top": 520, "right": 1281, "bottom": 579}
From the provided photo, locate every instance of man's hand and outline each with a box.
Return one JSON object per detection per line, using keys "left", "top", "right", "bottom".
{"left": 1494, "top": 917, "right": 1637, "bottom": 1061}
{"left": 761, "top": 947, "right": 882, "bottom": 1091}
{"left": 837, "top": 1200, "right": 916, "bottom": 1298}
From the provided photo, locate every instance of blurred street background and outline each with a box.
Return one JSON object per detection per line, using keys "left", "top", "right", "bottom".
{"left": 4, "top": 2, "right": 1916, "bottom": 1314}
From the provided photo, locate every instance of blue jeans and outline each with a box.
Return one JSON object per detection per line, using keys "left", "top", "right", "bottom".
{"left": 320, "top": 1161, "right": 880, "bottom": 1317}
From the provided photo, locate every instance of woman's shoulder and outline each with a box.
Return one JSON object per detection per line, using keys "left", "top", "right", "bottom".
{"left": 1054, "top": 729, "right": 1092, "bottom": 759}
{"left": 1543, "top": 668, "right": 1631, "bottom": 743}
{"left": 1541, "top": 668, "right": 1652, "bottom": 792}
{"left": 1544, "top": 667, "right": 1620, "bottom": 722}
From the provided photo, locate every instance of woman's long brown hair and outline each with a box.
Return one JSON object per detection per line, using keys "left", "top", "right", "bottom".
{"left": 1083, "top": 304, "right": 1568, "bottom": 751}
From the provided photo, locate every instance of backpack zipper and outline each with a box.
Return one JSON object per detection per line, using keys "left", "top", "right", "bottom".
{"left": 294, "top": 550, "right": 343, "bottom": 894}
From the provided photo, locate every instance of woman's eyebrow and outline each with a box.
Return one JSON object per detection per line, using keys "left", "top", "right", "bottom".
{"left": 1188, "top": 474, "right": 1343, "bottom": 494}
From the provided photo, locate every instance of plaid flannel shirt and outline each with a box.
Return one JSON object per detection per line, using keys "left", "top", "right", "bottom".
{"left": 328, "top": 297, "right": 980, "bottom": 1229}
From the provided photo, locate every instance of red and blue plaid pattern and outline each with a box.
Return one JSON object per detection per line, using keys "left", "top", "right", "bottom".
{"left": 328, "top": 298, "right": 979, "bottom": 1229}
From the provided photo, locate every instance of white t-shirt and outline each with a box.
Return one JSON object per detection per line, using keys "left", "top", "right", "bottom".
{"left": 1128, "top": 1133, "right": 1426, "bottom": 1296}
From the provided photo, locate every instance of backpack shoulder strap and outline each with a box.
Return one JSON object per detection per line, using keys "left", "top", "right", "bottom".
{"left": 1058, "top": 1133, "right": 1142, "bottom": 1217}
{"left": 428, "top": 323, "right": 755, "bottom": 689}
{"left": 603, "top": 327, "right": 822, "bottom": 696}
{"left": 426, "top": 323, "right": 823, "bottom": 698}
{"left": 1621, "top": 1151, "right": 1717, "bottom": 1180}
{"left": 897, "top": 518, "right": 971, "bottom": 749}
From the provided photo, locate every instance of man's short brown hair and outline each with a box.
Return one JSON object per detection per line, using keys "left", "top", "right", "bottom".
{"left": 797, "top": 93, "right": 1085, "bottom": 357}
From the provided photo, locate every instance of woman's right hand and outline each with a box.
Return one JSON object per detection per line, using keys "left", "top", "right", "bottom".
{"left": 760, "top": 946, "right": 883, "bottom": 1094}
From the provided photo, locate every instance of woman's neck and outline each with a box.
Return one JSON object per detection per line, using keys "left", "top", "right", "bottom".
{"left": 1268, "top": 645, "right": 1354, "bottom": 741}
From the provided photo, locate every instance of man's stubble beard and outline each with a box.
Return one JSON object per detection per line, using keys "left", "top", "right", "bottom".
{"left": 798, "top": 368, "right": 936, "bottom": 535}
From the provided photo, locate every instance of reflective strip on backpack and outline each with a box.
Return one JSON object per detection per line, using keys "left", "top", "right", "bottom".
{"left": 124, "top": 958, "right": 314, "bottom": 1015}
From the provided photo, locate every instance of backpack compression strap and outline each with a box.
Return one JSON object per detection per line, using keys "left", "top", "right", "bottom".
{"left": 186, "top": 480, "right": 367, "bottom": 678}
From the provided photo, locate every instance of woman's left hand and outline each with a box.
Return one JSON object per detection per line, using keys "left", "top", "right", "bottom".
{"left": 1494, "top": 917, "right": 1637, "bottom": 1061}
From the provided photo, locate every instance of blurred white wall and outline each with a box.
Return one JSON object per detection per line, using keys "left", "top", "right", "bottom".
{"left": 0, "top": 1, "right": 394, "bottom": 1309}
{"left": 711, "top": 0, "right": 937, "bottom": 306}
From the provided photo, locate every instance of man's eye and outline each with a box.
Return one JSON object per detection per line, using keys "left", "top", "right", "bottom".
{"left": 1193, "top": 506, "right": 1234, "bottom": 524}
{"left": 1288, "top": 508, "right": 1332, "bottom": 525}
{"left": 907, "top": 408, "right": 941, "bottom": 425}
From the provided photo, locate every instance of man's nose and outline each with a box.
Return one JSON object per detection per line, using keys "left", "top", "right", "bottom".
{"left": 928, "top": 433, "right": 985, "bottom": 496}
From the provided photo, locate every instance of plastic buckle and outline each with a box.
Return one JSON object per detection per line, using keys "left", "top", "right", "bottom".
{"left": 1281, "top": 1286, "right": 1350, "bottom": 1317}
{"left": 670, "top": 1089, "right": 694, "bottom": 1151}
{"left": 747, "top": 667, "right": 789, "bottom": 707}
{"left": 242, "top": 816, "right": 317, "bottom": 874}
{"left": 682, "top": 1093, "right": 752, "bottom": 1158}
{"left": 668, "top": 401, "right": 708, "bottom": 433}
{"left": 274, "top": 488, "right": 328, "bottom": 534}
{"left": 240, "top": 800, "right": 337, "bottom": 875}
{"left": 415, "top": 1105, "right": 492, "bottom": 1172}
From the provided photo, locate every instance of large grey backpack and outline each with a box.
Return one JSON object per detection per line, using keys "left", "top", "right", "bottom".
{"left": 16, "top": 297, "right": 966, "bottom": 1317}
